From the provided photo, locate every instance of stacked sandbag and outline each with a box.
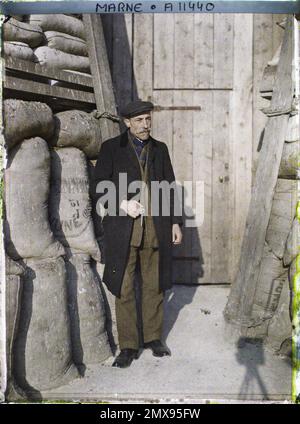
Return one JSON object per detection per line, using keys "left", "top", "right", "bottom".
{"left": 65, "top": 250, "right": 110, "bottom": 365}
{"left": 247, "top": 179, "right": 297, "bottom": 346}
{"left": 34, "top": 46, "right": 90, "bottom": 73}
{"left": 3, "top": 18, "right": 44, "bottom": 63}
{"left": 49, "top": 147, "right": 101, "bottom": 261}
{"left": 44, "top": 31, "right": 88, "bottom": 57}
{"left": 4, "top": 137, "right": 65, "bottom": 260}
{"left": 250, "top": 243, "right": 287, "bottom": 327}
{"left": 13, "top": 257, "right": 79, "bottom": 391}
{"left": 283, "top": 217, "right": 300, "bottom": 266}
{"left": 279, "top": 141, "right": 300, "bottom": 179}
{"left": 49, "top": 149, "right": 110, "bottom": 365}
{"left": 4, "top": 41, "right": 35, "bottom": 62}
{"left": 265, "top": 179, "right": 297, "bottom": 258}
{"left": 5, "top": 258, "right": 25, "bottom": 395}
{"left": 50, "top": 110, "right": 102, "bottom": 159}
{"left": 28, "top": 14, "right": 86, "bottom": 39}
{"left": 3, "top": 18, "right": 44, "bottom": 48}
{"left": 29, "top": 14, "right": 90, "bottom": 74}
{"left": 3, "top": 99, "right": 55, "bottom": 150}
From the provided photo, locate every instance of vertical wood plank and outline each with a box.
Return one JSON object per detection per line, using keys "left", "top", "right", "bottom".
{"left": 101, "top": 15, "right": 114, "bottom": 71}
{"left": 133, "top": 14, "right": 153, "bottom": 101}
{"left": 211, "top": 91, "right": 231, "bottom": 283}
{"left": 174, "top": 14, "right": 194, "bottom": 88}
{"left": 229, "top": 14, "right": 253, "bottom": 284}
{"left": 194, "top": 14, "right": 214, "bottom": 89}
{"left": 213, "top": 14, "right": 234, "bottom": 89}
{"left": 83, "top": 14, "right": 119, "bottom": 140}
{"left": 272, "top": 14, "right": 287, "bottom": 55}
{"left": 153, "top": 14, "right": 174, "bottom": 89}
{"left": 172, "top": 90, "right": 194, "bottom": 284}
{"left": 252, "top": 14, "right": 273, "bottom": 177}
{"left": 192, "top": 90, "right": 213, "bottom": 283}
{"left": 112, "top": 14, "right": 133, "bottom": 108}
{"left": 152, "top": 90, "right": 174, "bottom": 158}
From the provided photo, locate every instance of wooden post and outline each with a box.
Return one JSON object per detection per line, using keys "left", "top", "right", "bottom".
{"left": 83, "top": 14, "right": 120, "bottom": 141}
{"left": 224, "top": 16, "right": 295, "bottom": 326}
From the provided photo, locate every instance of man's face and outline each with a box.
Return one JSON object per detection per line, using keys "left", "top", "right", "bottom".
{"left": 124, "top": 112, "right": 151, "bottom": 141}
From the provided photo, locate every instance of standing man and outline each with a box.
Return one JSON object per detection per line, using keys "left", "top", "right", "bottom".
{"left": 94, "top": 100, "right": 183, "bottom": 368}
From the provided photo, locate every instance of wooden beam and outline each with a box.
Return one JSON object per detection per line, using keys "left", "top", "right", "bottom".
{"left": 224, "top": 16, "right": 295, "bottom": 326}
{"left": 5, "top": 57, "right": 94, "bottom": 89}
{"left": 83, "top": 14, "right": 120, "bottom": 140}
{"left": 4, "top": 76, "right": 96, "bottom": 107}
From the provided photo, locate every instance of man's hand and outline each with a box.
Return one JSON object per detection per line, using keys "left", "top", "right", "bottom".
{"left": 172, "top": 224, "right": 183, "bottom": 245}
{"left": 120, "top": 199, "right": 144, "bottom": 218}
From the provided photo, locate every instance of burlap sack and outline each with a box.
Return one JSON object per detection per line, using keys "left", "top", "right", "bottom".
{"left": 34, "top": 46, "right": 90, "bottom": 73}
{"left": 278, "top": 141, "right": 299, "bottom": 179}
{"left": 65, "top": 250, "right": 111, "bottom": 365}
{"left": 251, "top": 243, "right": 287, "bottom": 328}
{"left": 3, "top": 18, "right": 44, "bottom": 48}
{"left": 6, "top": 258, "right": 25, "bottom": 396}
{"left": 4, "top": 137, "right": 65, "bottom": 260}
{"left": 29, "top": 14, "right": 86, "bottom": 40}
{"left": 49, "top": 147, "right": 101, "bottom": 261}
{"left": 265, "top": 179, "right": 297, "bottom": 258}
{"left": 283, "top": 217, "right": 300, "bottom": 266}
{"left": 265, "top": 277, "right": 292, "bottom": 354}
{"left": 44, "top": 31, "right": 88, "bottom": 57}
{"left": 51, "top": 110, "right": 101, "bottom": 159}
{"left": 4, "top": 41, "right": 35, "bottom": 62}
{"left": 13, "top": 257, "right": 79, "bottom": 392}
{"left": 4, "top": 99, "right": 55, "bottom": 149}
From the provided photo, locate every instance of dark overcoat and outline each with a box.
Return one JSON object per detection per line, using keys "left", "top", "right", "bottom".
{"left": 93, "top": 130, "right": 183, "bottom": 298}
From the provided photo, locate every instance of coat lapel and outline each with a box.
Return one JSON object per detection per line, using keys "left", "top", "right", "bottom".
{"left": 120, "top": 130, "right": 141, "bottom": 176}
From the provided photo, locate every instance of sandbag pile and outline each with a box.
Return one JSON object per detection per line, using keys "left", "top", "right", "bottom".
{"left": 13, "top": 257, "right": 79, "bottom": 391}
{"left": 48, "top": 148, "right": 111, "bottom": 366}
{"left": 3, "top": 99, "right": 80, "bottom": 395}
{"left": 3, "top": 17, "right": 44, "bottom": 61}
{"left": 51, "top": 110, "right": 102, "bottom": 159}
{"left": 3, "top": 99, "right": 55, "bottom": 150}
{"left": 29, "top": 14, "right": 90, "bottom": 74}
{"left": 5, "top": 257, "right": 25, "bottom": 396}
{"left": 49, "top": 147, "right": 101, "bottom": 261}
{"left": 3, "top": 14, "right": 91, "bottom": 77}
{"left": 247, "top": 110, "right": 299, "bottom": 354}
{"left": 65, "top": 250, "right": 110, "bottom": 365}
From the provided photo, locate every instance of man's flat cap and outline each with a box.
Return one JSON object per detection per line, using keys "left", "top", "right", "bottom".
{"left": 120, "top": 100, "right": 154, "bottom": 118}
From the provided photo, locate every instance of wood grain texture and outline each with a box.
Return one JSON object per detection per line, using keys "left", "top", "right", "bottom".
{"left": 83, "top": 14, "right": 119, "bottom": 139}
{"left": 194, "top": 14, "right": 214, "bottom": 89}
{"left": 153, "top": 14, "right": 174, "bottom": 89}
{"left": 172, "top": 90, "right": 194, "bottom": 284}
{"left": 213, "top": 14, "right": 234, "bottom": 89}
{"left": 112, "top": 14, "right": 133, "bottom": 108}
{"left": 252, "top": 14, "right": 274, "bottom": 177}
{"left": 192, "top": 90, "right": 213, "bottom": 283}
{"left": 211, "top": 90, "right": 231, "bottom": 283}
{"left": 133, "top": 14, "right": 153, "bottom": 101}
{"left": 229, "top": 14, "right": 253, "bottom": 283}
{"left": 174, "top": 14, "right": 194, "bottom": 89}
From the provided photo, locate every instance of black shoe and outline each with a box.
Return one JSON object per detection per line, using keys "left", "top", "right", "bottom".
{"left": 112, "top": 349, "right": 138, "bottom": 368}
{"left": 144, "top": 340, "right": 171, "bottom": 357}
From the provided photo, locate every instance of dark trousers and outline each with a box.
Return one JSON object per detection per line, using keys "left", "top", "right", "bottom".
{"left": 115, "top": 245, "right": 163, "bottom": 350}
